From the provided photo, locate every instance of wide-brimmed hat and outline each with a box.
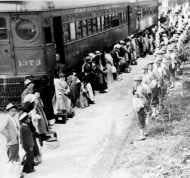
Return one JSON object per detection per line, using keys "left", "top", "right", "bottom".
{"left": 6, "top": 103, "right": 16, "bottom": 111}
{"left": 19, "top": 112, "right": 28, "bottom": 121}
{"left": 24, "top": 79, "right": 33, "bottom": 87}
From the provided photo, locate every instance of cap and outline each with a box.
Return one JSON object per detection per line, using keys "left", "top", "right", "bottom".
{"left": 19, "top": 112, "right": 28, "bottom": 121}
{"left": 88, "top": 53, "right": 96, "bottom": 58}
{"left": 95, "top": 51, "right": 102, "bottom": 55}
{"left": 119, "top": 40, "right": 125, "bottom": 44}
{"left": 6, "top": 103, "right": 16, "bottom": 111}
{"left": 85, "top": 56, "right": 92, "bottom": 61}
{"left": 113, "top": 44, "right": 121, "bottom": 49}
{"left": 24, "top": 79, "right": 33, "bottom": 86}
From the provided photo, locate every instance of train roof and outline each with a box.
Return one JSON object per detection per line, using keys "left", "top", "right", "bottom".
{"left": 0, "top": 0, "right": 158, "bottom": 12}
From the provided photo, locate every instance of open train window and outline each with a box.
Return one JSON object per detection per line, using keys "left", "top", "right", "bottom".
{"left": 82, "top": 20, "right": 88, "bottom": 37}
{"left": 101, "top": 16, "right": 104, "bottom": 31}
{"left": 118, "top": 12, "right": 122, "bottom": 24}
{"left": 87, "top": 19, "right": 93, "bottom": 35}
{"left": 0, "top": 17, "right": 8, "bottom": 40}
{"left": 63, "top": 23, "right": 70, "bottom": 42}
{"left": 104, "top": 15, "right": 111, "bottom": 30}
{"left": 111, "top": 13, "right": 120, "bottom": 27}
{"left": 70, "top": 22, "right": 76, "bottom": 40}
{"left": 97, "top": 17, "right": 101, "bottom": 31}
{"left": 92, "top": 18, "right": 98, "bottom": 33}
{"left": 76, "top": 20, "right": 83, "bottom": 39}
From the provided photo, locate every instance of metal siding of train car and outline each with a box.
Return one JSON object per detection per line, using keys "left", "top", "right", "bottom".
{"left": 10, "top": 13, "right": 47, "bottom": 75}
{"left": 0, "top": 14, "right": 15, "bottom": 75}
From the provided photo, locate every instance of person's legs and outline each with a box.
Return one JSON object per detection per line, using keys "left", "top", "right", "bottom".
{"left": 137, "top": 108, "right": 146, "bottom": 140}
{"left": 7, "top": 144, "right": 20, "bottom": 163}
{"left": 22, "top": 147, "right": 34, "bottom": 174}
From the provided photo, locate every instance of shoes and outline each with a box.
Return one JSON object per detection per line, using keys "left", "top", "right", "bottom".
{"left": 137, "top": 129, "right": 146, "bottom": 141}
{"left": 136, "top": 135, "right": 146, "bottom": 141}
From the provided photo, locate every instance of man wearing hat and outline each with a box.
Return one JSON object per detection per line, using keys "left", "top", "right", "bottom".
{"left": 0, "top": 103, "right": 20, "bottom": 163}
{"left": 132, "top": 76, "right": 148, "bottom": 140}
{"left": 111, "top": 44, "right": 123, "bottom": 74}
{"left": 19, "top": 112, "right": 35, "bottom": 177}
{"left": 118, "top": 40, "right": 130, "bottom": 73}
{"left": 21, "top": 78, "right": 34, "bottom": 103}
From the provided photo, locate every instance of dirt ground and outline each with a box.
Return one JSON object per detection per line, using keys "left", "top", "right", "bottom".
{"left": 110, "top": 64, "right": 190, "bottom": 178}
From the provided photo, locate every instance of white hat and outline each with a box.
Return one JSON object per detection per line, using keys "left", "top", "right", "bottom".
{"left": 6, "top": 103, "right": 16, "bottom": 111}
{"left": 24, "top": 79, "right": 33, "bottom": 86}
{"left": 95, "top": 51, "right": 102, "bottom": 55}
{"left": 88, "top": 53, "right": 96, "bottom": 58}
{"left": 114, "top": 44, "right": 121, "bottom": 49}
{"left": 119, "top": 40, "right": 125, "bottom": 44}
{"left": 19, "top": 112, "right": 28, "bottom": 121}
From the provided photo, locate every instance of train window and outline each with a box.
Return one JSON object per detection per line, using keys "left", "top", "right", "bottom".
{"left": 122, "top": 12, "right": 126, "bottom": 23}
{"left": 0, "top": 29, "right": 8, "bottom": 40}
{"left": 63, "top": 23, "right": 70, "bottom": 42}
{"left": 118, "top": 12, "right": 122, "bottom": 23}
{"left": 92, "top": 18, "right": 98, "bottom": 33}
{"left": 0, "top": 17, "right": 8, "bottom": 40}
{"left": 75, "top": 20, "right": 83, "bottom": 39}
{"left": 87, "top": 19, "right": 93, "bottom": 35}
{"left": 111, "top": 15, "right": 120, "bottom": 27}
{"left": 104, "top": 15, "right": 111, "bottom": 30}
{"left": 0, "top": 17, "right": 6, "bottom": 28}
{"left": 70, "top": 22, "right": 76, "bottom": 40}
{"left": 82, "top": 20, "right": 88, "bottom": 37}
{"left": 101, "top": 16, "right": 104, "bottom": 31}
{"left": 97, "top": 17, "right": 101, "bottom": 31}
{"left": 16, "top": 19, "right": 37, "bottom": 40}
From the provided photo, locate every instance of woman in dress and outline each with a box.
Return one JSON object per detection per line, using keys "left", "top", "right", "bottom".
{"left": 53, "top": 72, "right": 73, "bottom": 119}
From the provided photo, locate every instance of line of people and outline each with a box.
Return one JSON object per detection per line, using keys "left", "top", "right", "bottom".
{"left": 133, "top": 6, "right": 190, "bottom": 140}
{"left": 2, "top": 6, "right": 189, "bottom": 178}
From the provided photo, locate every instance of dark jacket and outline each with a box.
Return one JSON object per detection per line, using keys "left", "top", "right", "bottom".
{"left": 20, "top": 123, "right": 34, "bottom": 149}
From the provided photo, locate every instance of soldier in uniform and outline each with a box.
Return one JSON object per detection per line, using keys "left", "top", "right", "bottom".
{"left": 132, "top": 76, "right": 148, "bottom": 140}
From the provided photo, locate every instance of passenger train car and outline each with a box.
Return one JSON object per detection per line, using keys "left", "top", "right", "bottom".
{"left": 0, "top": 0, "right": 159, "bottom": 107}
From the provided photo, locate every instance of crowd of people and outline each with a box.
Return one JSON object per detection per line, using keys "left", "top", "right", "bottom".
{"left": 133, "top": 6, "right": 190, "bottom": 140}
{"left": 1, "top": 4, "right": 190, "bottom": 178}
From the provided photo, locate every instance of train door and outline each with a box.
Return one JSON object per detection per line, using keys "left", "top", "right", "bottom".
{"left": 52, "top": 16, "right": 65, "bottom": 64}
{"left": 0, "top": 15, "right": 15, "bottom": 75}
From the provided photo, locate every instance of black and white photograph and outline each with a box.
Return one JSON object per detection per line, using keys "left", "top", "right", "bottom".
{"left": 1, "top": 0, "right": 190, "bottom": 177}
